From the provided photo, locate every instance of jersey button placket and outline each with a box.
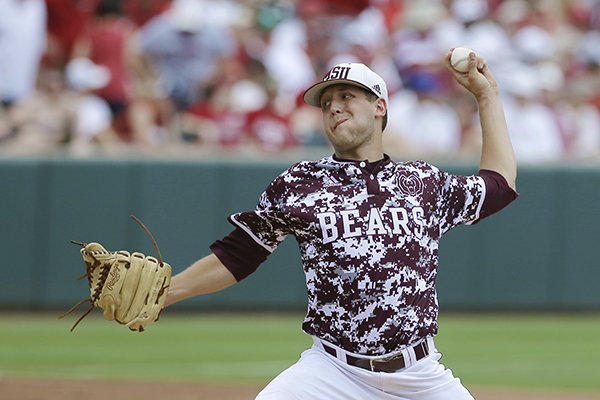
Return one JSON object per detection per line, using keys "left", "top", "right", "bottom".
{"left": 357, "top": 162, "right": 380, "bottom": 195}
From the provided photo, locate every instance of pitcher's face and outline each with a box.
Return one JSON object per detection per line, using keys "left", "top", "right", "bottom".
{"left": 319, "top": 84, "right": 385, "bottom": 155}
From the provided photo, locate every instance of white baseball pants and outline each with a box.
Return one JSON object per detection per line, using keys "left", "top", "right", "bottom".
{"left": 255, "top": 337, "right": 475, "bottom": 400}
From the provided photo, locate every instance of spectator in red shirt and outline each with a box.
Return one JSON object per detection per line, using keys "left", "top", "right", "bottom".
{"left": 122, "top": 0, "right": 172, "bottom": 27}
{"left": 72, "top": 0, "right": 136, "bottom": 141}
{"left": 45, "top": 0, "right": 98, "bottom": 67}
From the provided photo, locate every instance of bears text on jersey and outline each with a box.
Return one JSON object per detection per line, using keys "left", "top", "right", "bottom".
{"left": 316, "top": 206, "right": 426, "bottom": 244}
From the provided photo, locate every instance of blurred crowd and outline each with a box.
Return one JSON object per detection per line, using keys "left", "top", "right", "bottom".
{"left": 1, "top": 0, "right": 600, "bottom": 163}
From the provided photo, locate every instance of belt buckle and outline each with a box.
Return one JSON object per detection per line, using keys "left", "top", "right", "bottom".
{"left": 369, "top": 358, "right": 376, "bottom": 371}
{"left": 369, "top": 353, "right": 402, "bottom": 372}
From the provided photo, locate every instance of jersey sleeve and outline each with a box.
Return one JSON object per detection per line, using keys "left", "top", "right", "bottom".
{"left": 227, "top": 169, "right": 293, "bottom": 253}
{"left": 477, "top": 169, "right": 519, "bottom": 220}
{"left": 210, "top": 227, "right": 270, "bottom": 281}
{"left": 436, "top": 168, "right": 486, "bottom": 235}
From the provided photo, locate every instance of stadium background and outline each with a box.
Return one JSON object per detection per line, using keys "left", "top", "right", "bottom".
{"left": 1, "top": 0, "right": 600, "bottom": 399}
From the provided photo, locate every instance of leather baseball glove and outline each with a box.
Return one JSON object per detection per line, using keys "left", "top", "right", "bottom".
{"left": 60, "top": 216, "right": 171, "bottom": 332}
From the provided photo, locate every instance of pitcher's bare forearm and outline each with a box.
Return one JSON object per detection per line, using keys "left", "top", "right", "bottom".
{"left": 477, "top": 92, "right": 517, "bottom": 189}
{"left": 445, "top": 49, "right": 517, "bottom": 190}
{"left": 165, "top": 253, "right": 237, "bottom": 307}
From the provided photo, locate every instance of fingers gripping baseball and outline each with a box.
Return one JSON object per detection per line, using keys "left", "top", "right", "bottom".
{"left": 446, "top": 48, "right": 498, "bottom": 98}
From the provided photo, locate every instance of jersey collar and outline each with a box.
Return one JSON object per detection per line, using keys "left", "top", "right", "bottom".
{"left": 332, "top": 153, "right": 392, "bottom": 172}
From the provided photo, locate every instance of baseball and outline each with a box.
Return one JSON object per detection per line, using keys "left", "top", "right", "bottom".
{"left": 450, "top": 47, "right": 475, "bottom": 73}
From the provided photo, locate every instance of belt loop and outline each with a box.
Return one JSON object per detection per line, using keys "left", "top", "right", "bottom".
{"left": 312, "top": 336, "right": 324, "bottom": 350}
{"left": 315, "top": 337, "right": 347, "bottom": 363}
{"left": 426, "top": 336, "right": 435, "bottom": 354}
{"left": 335, "top": 347, "right": 347, "bottom": 363}
{"left": 402, "top": 346, "right": 416, "bottom": 368}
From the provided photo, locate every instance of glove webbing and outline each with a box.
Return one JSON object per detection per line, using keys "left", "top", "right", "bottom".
{"left": 58, "top": 245, "right": 118, "bottom": 331}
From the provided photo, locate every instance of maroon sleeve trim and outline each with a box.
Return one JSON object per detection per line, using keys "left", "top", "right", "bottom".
{"left": 477, "top": 169, "right": 519, "bottom": 221}
{"left": 210, "top": 227, "right": 270, "bottom": 282}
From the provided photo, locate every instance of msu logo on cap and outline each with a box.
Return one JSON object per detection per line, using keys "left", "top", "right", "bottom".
{"left": 303, "top": 62, "right": 388, "bottom": 111}
{"left": 323, "top": 65, "right": 351, "bottom": 81}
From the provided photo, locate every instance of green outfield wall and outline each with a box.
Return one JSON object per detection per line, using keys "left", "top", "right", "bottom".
{"left": 2, "top": 156, "right": 599, "bottom": 311}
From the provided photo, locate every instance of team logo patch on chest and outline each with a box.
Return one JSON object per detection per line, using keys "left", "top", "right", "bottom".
{"left": 397, "top": 172, "right": 424, "bottom": 197}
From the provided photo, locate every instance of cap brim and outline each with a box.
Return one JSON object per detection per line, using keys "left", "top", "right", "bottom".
{"left": 303, "top": 79, "right": 373, "bottom": 107}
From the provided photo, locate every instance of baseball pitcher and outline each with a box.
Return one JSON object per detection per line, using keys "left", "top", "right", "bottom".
{"left": 69, "top": 49, "right": 517, "bottom": 399}
{"left": 166, "top": 50, "right": 517, "bottom": 399}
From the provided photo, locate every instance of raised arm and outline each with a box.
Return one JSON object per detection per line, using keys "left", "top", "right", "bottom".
{"left": 165, "top": 253, "right": 237, "bottom": 307}
{"left": 445, "top": 50, "right": 517, "bottom": 190}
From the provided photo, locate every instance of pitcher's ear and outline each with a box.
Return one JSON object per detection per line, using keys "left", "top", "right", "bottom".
{"left": 375, "top": 97, "right": 387, "bottom": 118}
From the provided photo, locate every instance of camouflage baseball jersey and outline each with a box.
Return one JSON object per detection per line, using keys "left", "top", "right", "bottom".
{"left": 230, "top": 155, "right": 485, "bottom": 355}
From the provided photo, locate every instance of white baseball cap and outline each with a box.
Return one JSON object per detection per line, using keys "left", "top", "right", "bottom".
{"left": 303, "top": 62, "right": 388, "bottom": 129}
{"left": 65, "top": 57, "right": 111, "bottom": 91}
{"left": 168, "top": 0, "right": 205, "bottom": 32}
